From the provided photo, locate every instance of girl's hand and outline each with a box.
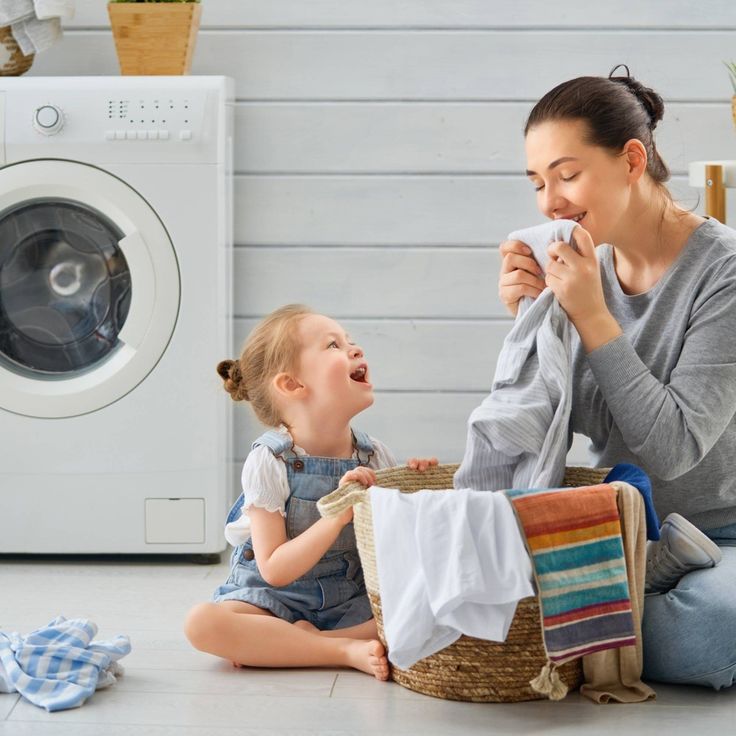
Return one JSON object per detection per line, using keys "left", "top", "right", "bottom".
{"left": 499, "top": 239, "right": 547, "bottom": 317}
{"left": 339, "top": 466, "right": 376, "bottom": 488}
{"left": 407, "top": 457, "right": 438, "bottom": 471}
{"left": 544, "top": 226, "right": 605, "bottom": 324}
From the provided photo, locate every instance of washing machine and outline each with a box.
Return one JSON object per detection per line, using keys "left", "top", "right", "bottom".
{"left": 0, "top": 76, "right": 233, "bottom": 555}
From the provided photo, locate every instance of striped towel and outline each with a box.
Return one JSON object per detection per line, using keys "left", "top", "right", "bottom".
{"left": 454, "top": 219, "right": 578, "bottom": 495}
{"left": 504, "top": 483, "right": 636, "bottom": 698}
{"left": 0, "top": 616, "right": 131, "bottom": 712}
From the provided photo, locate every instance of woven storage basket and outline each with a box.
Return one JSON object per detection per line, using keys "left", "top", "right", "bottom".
{"left": 0, "top": 26, "right": 34, "bottom": 76}
{"left": 319, "top": 464, "right": 609, "bottom": 702}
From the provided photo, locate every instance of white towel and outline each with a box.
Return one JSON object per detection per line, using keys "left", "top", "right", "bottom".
{"left": 371, "top": 486, "right": 534, "bottom": 669}
{"left": 454, "top": 219, "right": 579, "bottom": 493}
{"left": 1, "top": 0, "right": 74, "bottom": 55}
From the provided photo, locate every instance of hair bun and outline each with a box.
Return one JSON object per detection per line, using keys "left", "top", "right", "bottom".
{"left": 608, "top": 64, "right": 665, "bottom": 130}
{"left": 216, "top": 359, "right": 249, "bottom": 401}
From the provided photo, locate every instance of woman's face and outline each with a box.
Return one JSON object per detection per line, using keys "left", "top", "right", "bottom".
{"left": 524, "top": 119, "right": 631, "bottom": 245}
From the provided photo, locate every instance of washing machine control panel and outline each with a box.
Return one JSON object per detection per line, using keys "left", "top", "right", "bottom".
{"left": 33, "top": 104, "right": 64, "bottom": 135}
{"left": 1, "top": 80, "right": 230, "bottom": 165}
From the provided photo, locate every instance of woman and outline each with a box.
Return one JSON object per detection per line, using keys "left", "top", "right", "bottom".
{"left": 499, "top": 65, "right": 736, "bottom": 689}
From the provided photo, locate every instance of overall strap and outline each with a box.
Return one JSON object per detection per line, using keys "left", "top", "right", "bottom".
{"left": 226, "top": 429, "right": 294, "bottom": 525}
{"left": 351, "top": 428, "right": 375, "bottom": 466}
{"left": 252, "top": 428, "right": 295, "bottom": 458}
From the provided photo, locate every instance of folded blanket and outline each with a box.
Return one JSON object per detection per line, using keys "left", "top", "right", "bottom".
{"left": 0, "top": 616, "right": 131, "bottom": 712}
{"left": 504, "top": 483, "right": 637, "bottom": 700}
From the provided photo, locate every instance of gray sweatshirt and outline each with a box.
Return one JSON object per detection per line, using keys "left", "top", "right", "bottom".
{"left": 571, "top": 218, "right": 736, "bottom": 530}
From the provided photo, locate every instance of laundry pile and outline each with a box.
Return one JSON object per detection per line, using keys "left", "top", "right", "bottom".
{"left": 0, "top": 0, "right": 75, "bottom": 56}
{"left": 0, "top": 616, "right": 131, "bottom": 712}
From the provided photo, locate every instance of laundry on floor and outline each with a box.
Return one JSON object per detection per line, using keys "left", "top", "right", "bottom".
{"left": 0, "top": 616, "right": 131, "bottom": 712}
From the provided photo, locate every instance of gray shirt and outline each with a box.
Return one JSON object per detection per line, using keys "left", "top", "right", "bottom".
{"left": 571, "top": 218, "right": 736, "bottom": 530}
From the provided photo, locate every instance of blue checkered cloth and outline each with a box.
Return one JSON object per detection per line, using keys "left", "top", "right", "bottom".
{"left": 0, "top": 616, "right": 131, "bottom": 712}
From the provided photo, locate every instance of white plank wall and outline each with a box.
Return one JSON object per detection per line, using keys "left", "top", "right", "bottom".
{"left": 30, "top": 2, "right": 736, "bottom": 477}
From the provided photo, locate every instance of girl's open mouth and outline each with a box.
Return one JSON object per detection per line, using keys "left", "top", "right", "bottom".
{"left": 350, "top": 365, "right": 369, "bottom": 383}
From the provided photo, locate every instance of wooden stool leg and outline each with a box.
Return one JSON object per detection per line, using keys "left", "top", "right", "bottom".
{"left": 705, "top": 164, "right": 726, "bottom": 224}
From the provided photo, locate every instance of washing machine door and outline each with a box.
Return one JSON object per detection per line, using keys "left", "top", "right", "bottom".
{"left": 0, "top": 160, "right": 180, "bottom": 418}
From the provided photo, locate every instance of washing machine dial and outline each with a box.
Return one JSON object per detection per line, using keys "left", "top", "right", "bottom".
{"left": 33, "top": 105, "right": 64, "bottom": 135}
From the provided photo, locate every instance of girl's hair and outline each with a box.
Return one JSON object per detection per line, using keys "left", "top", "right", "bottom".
{"left": 216, "top": 304, "right": 313, "bottom": 426}
{"left": 524, "top": 64, "right": 670, "bottom": 189}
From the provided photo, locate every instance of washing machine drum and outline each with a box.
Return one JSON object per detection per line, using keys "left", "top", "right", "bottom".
{"left": 0, "top": 200, "right": 132, "bottom": 374}
{"left": 0, "top": 160, "right": 180, "bottom": 418}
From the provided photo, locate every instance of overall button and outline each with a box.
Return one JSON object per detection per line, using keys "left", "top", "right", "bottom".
{"left": 242, "top": 549, "right": 255, "bottom": 561}
{"left": 293, "top": 460, "right": 305, "bottom": 471}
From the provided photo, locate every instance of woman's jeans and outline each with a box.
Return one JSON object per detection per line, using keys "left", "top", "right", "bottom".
{"left": 642, "top": 522, "right": 736, "bottom": 689}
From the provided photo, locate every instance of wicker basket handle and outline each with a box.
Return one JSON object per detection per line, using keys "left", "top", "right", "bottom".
{"left": 317, "top": 480, "right": 370, "bottom": 519}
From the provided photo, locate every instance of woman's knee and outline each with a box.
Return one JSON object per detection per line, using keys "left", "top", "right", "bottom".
{"left": 184, "top": 602, "right": 222, "bottom": 651}
{"left": 642, "top": 572, "right": 736, "bottom": 687}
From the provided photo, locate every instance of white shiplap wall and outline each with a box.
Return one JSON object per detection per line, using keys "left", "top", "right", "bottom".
{"left": 28, "top": 1, "right": 736, "bottom": 476}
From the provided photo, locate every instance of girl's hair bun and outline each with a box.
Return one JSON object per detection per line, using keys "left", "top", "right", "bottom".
{"left": 216, "top": 359, "right": 249, "bottom": 401}
{"left": 609, "top": 64, "right": 665, "bottom": 130}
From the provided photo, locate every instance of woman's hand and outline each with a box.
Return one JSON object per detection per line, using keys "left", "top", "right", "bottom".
{"left": 498, "top": 240, "right": 547, "bottom": 317}
{"left": 545, "top": 225, "right": 622, "bottom": 352}
{"left": 407, "top": 457, "right": 439, "bottom": 471}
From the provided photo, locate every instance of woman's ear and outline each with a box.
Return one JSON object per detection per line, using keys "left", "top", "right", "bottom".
{"left": 272, "top": 372, "right": 304, "bottom": 400}
{"left": 622, "top": 138, "right": 648, "bottom": 182}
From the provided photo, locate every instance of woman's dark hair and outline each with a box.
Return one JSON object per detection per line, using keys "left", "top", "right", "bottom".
{"left": 524, "top": 64, "right": 670, "bottom": 187}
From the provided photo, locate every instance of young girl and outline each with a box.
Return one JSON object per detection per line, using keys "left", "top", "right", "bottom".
{"left": 184, "top": 304, "right": 436, "bottom": 679}
{"left": 499, "top": 66, "right": 736, "bottom": 689}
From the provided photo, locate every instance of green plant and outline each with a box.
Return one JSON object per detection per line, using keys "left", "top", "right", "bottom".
{"left": 724, "top": 61, "right": 736, "bottom": 94}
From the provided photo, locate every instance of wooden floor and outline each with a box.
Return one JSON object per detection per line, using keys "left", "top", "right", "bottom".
{"left": 1, "top": 554, "right": 734, "bottom": 735}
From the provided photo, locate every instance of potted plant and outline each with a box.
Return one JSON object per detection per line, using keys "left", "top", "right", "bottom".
{"left": 108, "top": 0, "right": 202, "bottom": 76}
{"left": 725, "top": 61, "right": 736, "bottom": 130}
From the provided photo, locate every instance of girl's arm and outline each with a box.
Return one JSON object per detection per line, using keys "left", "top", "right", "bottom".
{"left": 249, "top": 466, "right": 376, "bottom": 587}
{"left": 249, "top": 504, "right": 353, "bottom": 588}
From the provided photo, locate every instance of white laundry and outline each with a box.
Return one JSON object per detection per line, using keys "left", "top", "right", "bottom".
{"left": 454, "top": 219, "right": 579, "bottom": 493}
{"left": 0, "top": 0, "right": 74, "bottom": 55}
{"left": 370, "top": 486, "right": 534, "bottom": 669}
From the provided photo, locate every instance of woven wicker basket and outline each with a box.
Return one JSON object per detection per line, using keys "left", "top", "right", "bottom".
{"left": 319, "top": 464, "right": 609, "bottom": 702}
{"left": 0, "top": 26, "right": 34, "bottom": 76}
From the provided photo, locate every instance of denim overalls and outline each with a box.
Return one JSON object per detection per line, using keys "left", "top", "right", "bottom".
{"left": 213, "top": 428, "right": 375, "bottom": 630}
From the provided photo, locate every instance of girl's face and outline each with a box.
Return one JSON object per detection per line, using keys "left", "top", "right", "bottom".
{"left": 524, "top": 119, "right": 631, "bottom": 246}
{"left": 294, "top": 313, "right": 374, "bottom": 417}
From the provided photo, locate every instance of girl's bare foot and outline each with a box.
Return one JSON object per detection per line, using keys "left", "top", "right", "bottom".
{"left": 344, "top": 639, "right": 390, "bottom": 680}
{"left": 293, "top": 620, "right": 321, "bottom": 634}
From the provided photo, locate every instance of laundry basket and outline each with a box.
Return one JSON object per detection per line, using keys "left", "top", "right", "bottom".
{"left": 319, "top": 464, "right": 609, "bottom": 702}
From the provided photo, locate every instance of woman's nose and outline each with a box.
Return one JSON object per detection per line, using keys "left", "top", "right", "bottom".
{"left": 542, "top": 186, "right": 565, "bottom": 219}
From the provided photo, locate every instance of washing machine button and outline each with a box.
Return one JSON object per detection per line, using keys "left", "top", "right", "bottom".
{"left": 126, "top": 130, "right": 137, "bottom": 140}
{"left": 159, "top": 130, "right": 170, "bottom": 140}
{"left": 148, "top": 130, "right": 158, "bottom": 140}
{"left": 179, "top": 130, "right": 192, "bottom": 141}
{"left": 115, "top": 130, "right": 126, "bottom": 140}
{"left": 137, "top": 130, "right": 147, "bottom": 140}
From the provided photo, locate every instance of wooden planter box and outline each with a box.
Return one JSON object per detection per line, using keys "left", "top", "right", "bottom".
{"left": 108, "top": 2, "right": 201, "bottom": 75}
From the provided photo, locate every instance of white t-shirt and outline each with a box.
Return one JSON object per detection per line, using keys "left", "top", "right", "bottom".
{"left": 225, "top": 427, "right": 397, "bottom": 546}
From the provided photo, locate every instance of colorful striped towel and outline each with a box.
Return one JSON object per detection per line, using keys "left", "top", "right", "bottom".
{"left": 504, "top": 483, "right": 636, "bottom": 699}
